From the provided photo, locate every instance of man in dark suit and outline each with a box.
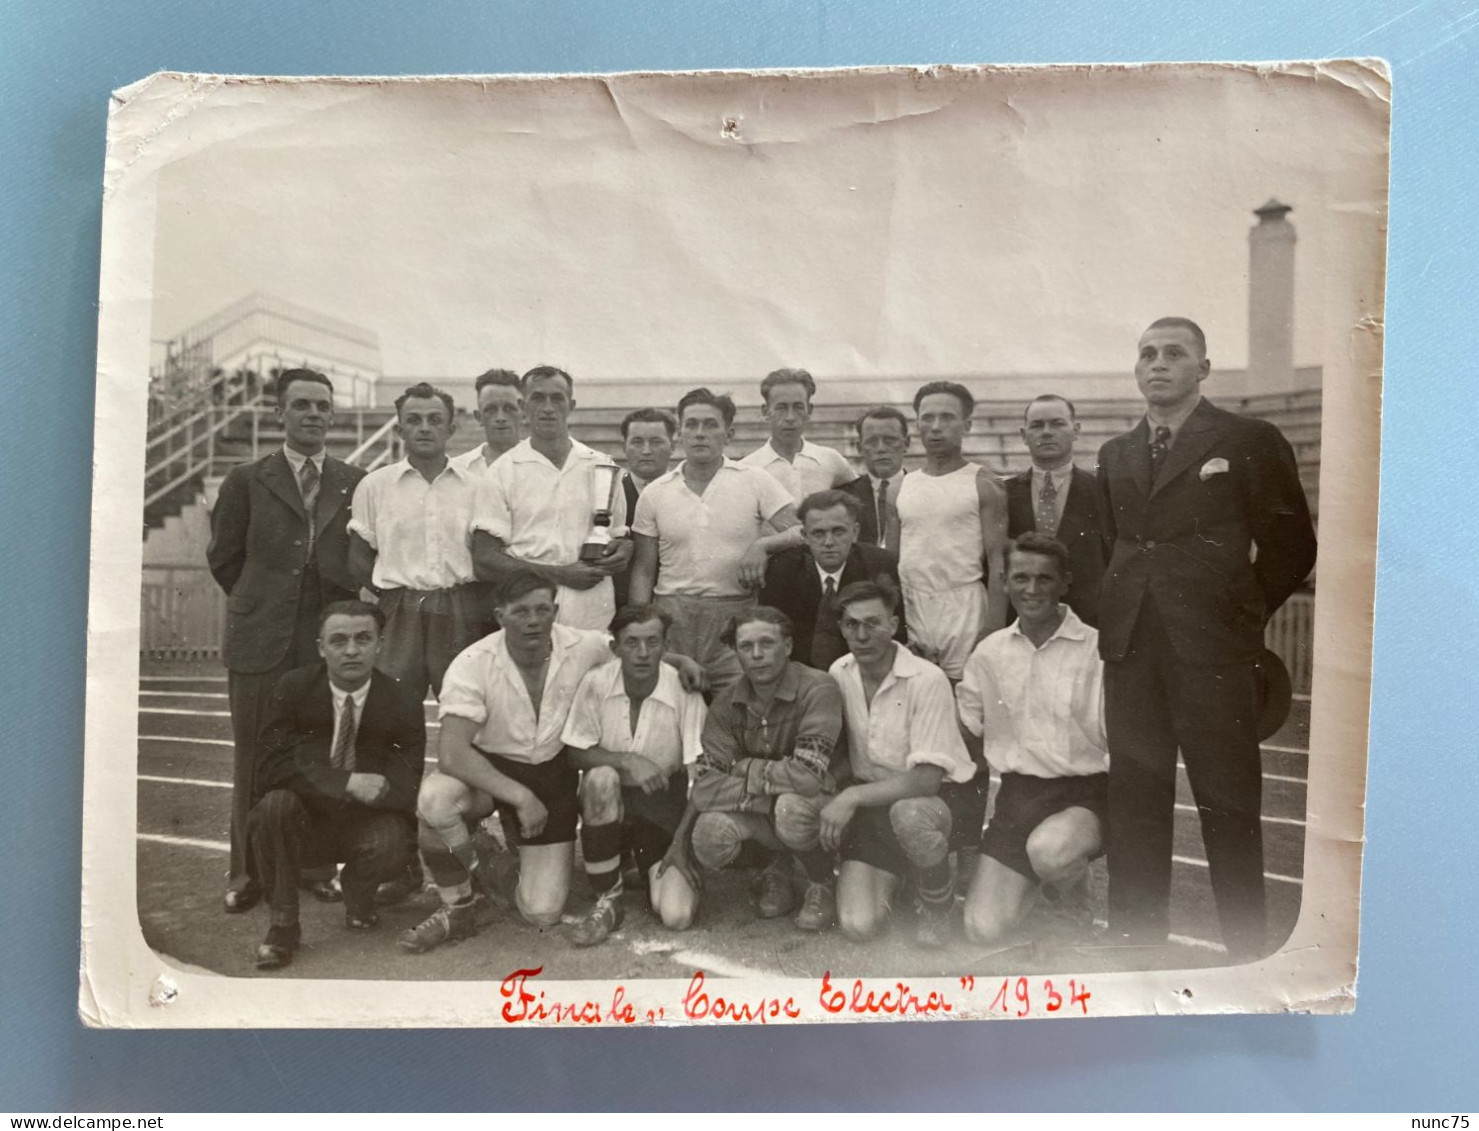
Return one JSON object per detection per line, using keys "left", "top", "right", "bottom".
{"left": 1004, "top": 394, "right": 1107, "bottom": 627}
{"left": 248, "top": 600, "right": 427, "bottom": 969}
{"left": 1097, "top": 317, "right": 1316, "bottom": 960}
{"left": 612, "top": 407, "right": 676, "bottom": 609}
{"left": 207, "top": 368, "right": 367, "bottom": 914}
{"left": 839, "top": 406, "right": 910, "bottom": 551}
{"left": 759, "top": 489, "right": 905, "bottom": 671}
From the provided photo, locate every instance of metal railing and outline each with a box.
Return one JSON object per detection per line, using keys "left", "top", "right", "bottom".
{"left": 344, "top": 415, "right": 402, "bottom": 470}
{"left": 145, "top": 375, "right": 266, "bottom": 510}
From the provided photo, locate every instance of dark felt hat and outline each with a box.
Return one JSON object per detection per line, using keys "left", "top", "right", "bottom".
{"left": 1255, "top": 648, "right": 1294, "bottom": 742}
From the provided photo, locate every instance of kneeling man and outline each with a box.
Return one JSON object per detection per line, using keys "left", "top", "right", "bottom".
{"left": 682, "top": 607, "right": 844, "bottom": 930}
{"left": 403, "top": 571, "right": 703, "bottom": 952}
{"left": 248, "top": 600, "right": 427, "bottom": 969}
{"left": 820, "top": 581, "right": 978, "bottom": 947}
{"left": 562, "top": 604, "right": 707, "bottom": 945}
{"left": 958, "top": 533, "right": 1108, "bottom": 946}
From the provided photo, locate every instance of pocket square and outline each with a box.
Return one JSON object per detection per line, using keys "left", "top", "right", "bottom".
{"left": 1200, "top": 458, "right": 1230, "bottom": 481}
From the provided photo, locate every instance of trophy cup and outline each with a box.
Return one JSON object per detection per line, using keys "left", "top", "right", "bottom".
{"left": 580, "top": 463, "right": 623, "bottom": 562}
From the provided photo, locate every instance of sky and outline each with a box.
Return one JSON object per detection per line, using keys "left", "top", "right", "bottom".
{"left": 146, "top": 65, "right": 1386, "bottom": 387}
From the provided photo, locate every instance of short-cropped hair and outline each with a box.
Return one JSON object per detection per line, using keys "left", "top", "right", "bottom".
{"left": 1008, "top": 532, "right": 1072, "bottom": 578}
{"left": 720, "top": 605, "right": 794, "bottom": 648}
{"left": 494, "top": 568, "right": 559, "bottom": 608}
{"left": 521, "top": 365, "right": 574, "bottom": 394}
{"left": 798, "top": 489, "right": 863, "bottom": 525}
{"left": 1145, "top": 316, "right": 1208, "bottom": 358}
{"left": 676, "top": 386, "right": 737, "bottom": 428}
{"left": 474, "top": 368, "right": 523, "bottom": 396}
{"left": 317, "top": 599, "right": 386, "bottom": 635}
{"left": 835, "top": 578, "right": 900, "bottom": 617}
{"left": 620, "top": 406, "right": 677, "bottom": 440}
{"left": 1023, "top": 393, "right": 1077, "bottom": 421}
{"left": 609, "top": 602, "right": 673, "bottom": 641}
{"left": 275, "top": 367, "right": 334, "bottom": 403}
{"left": 912, "top": 380, "right": 975, "bottom": 417}
{"left": 395, "top": 381, "right": 455, "bottom": 418}
{"left": 854, "top": 405, "right": 910, "bottom": 440}
{"left": 761, "top": 367, "right": 817, "bottom": 404}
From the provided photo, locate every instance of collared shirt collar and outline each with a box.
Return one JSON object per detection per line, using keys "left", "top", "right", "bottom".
{"left": 730, "top": 660, "right": 803, "bottom": 706}
{"left": 759, "top": 437, "right": 818, "bottom": 463}
{"left": 282, "top": 446, "right": 326, "bottom": 476}
{"left": 834, "top": 642, "right": 924, "bottom": 688}
{"left": 1145, "top": 394, "right": 1204, "bottom": 443}
{"left": 868, "top": 468, "right": 904, "bottom": 491}
{"left": 510, "top": 436, "right": 598, "bottom": 469}
{"left": 664, "top": 456, "right": 742, "bottom": 483}
{"left": 815, "top": 561, "right": 845, "bottom": 588}
{"left": 600, "top": 663, "right": 683, "bottom": 712}
{"left": 1007, "top": 603, "right": 1090, "bottom": 645}
{"left": 389, "top": 456, "right": 466, "bottom": 482}
{"left": 1031, "top": 462, "right": 1074, "bottom": 484}
{"left": 329, "top": 678, "right": 372, "bottom": 712}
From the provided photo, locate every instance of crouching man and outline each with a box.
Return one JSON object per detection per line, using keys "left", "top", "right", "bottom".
{"left": 561, "top": 604, "right": 707, "bottom": 945}
{"left": 957, "top": 533, "right": 1109, "bottom": 946}
{"left": 402, "top": 570, "right": 705, "bottom": 952}
{"left": 248, "top": 601, "right": 427, "bottom": 970}
{"left": 677, "top": 607, "right": 844, "bottom": 931}
{"left": 815, "top": 581, "right": 978, "bottom": 948}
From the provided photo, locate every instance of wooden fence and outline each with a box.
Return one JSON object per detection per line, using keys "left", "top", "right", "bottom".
{"left": 141, "top": 564, "right": 225, "bottom": 661}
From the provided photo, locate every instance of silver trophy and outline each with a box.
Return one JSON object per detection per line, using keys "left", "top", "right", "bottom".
{"left": 580, "top": 463, "right": 622, "bottom": 562}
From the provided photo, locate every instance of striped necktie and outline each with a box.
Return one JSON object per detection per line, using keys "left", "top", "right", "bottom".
{"left": 299, "top": 457, "right": 320, "bottom": 553}
{"left": 875, "top": 478, "right": 890, "bottom": 547}
{"left": 330, "top": 692, "right": 357, "bottom": 771}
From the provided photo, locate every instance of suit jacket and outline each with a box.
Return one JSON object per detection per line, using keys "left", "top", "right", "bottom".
{"left": 759, "top": 543, "right": 906, "bottom": 669}
{"left": 1096, "top": 398, "right": 1316, "bottom": 666}
{"left": 254, "top": 665, "right": 426, "bottom": 814}
{"left": 207, "top": 449, "right": 365, "bottom": 673}
{"left": 839, "top": 474, "right": 904, "bottom": 548}
{"left": 1005, "top": 465, "right": 1107, "bottom": 627}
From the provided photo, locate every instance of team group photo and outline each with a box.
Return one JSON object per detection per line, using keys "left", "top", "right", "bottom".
{"left": 103, "top": 65, "right": 1383, "bottom": 1007}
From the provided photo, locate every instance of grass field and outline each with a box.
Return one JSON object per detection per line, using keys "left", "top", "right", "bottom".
{"left": 135, "top": 659, "right": 1310, "bottom": 982}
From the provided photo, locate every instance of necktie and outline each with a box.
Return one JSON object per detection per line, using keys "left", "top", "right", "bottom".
{"left": 1149, "top": 425, "right": 1172, "bottom": 481}
{"left": 814, "top": 575, "right": 846, "bottom": 668}
{"left": 1035, "top": 472, "right": 1059, "bottom": 537}
{"left": 299, "top": 458, "right": 320, "bottom": 554}
{"left": 875, "top": 478, "right": 890, "bottom": 547}
{"left": 330, "top": 692, "right": 357, "bottom": 772}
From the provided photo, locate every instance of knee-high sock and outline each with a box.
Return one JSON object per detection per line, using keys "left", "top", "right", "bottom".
{"left": 581, "top": 821, "right": 624, "bottom": 897}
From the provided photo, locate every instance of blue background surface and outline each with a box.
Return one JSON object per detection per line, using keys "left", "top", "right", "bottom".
{"left": 0, "top": 0, "right": 1471, "bottom": 1112}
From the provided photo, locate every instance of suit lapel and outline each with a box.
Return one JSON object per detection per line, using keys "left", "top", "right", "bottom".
{"left": 316, "top": 457, "right": 355, "bottom": 533}
{"left": 261, "top": 449, "right": 308, "bottom": 521}
{"left": 307, "top": 667, "right": 336, "bottom": 752}
{"left": 1150, "top": 400, "right": 1224, "bottom": 499}
{"left": 1124, "top": 419, "right": 1153, "bottom": 501}
{"left": 1060, "top": 468, "right": 1094, "bottom": 531}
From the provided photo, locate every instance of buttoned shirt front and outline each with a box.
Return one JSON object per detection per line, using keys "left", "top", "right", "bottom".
{"left": 438, "top": 623, "right": 613, "bottom": 765}
{"left": 471, "top": 438, "right": 627, "bottom": 629}
{"left": 327, "top": 679, "right": 373, "bottom": 767}
{"left": 957, "top": 605, "right": 1107, "bottom": 779}
{"left": 1030, "top": 463, "right": 1075, "bottom": 530}
{"left": 632, "top": 459, "right": 794, "bottom": 598}
{"left": 829, "top": 645, "right": 976, "bottom": 784}
{"left": 738, "top": 438, "right": 856, "bottom": 502}
{"left": 561, "top": 659, "right": 706, "bottom": 777}
{"left": 347, "top": 459, "right": 477, "bottom": 590}
{"left": 452, "top": 443, "right": 510, "bottom": 478}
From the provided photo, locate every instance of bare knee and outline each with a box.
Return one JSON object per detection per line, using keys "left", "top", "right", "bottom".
{"left": 652, "top": 875, "right": 699, "bottom": 932}
{"left": 1025, "top": 824, "right": 1083, "bottom": 885}
{"left": 417, "top": 772, "right": 468, "bottom": 825}
{"left": 580, "top": 765, "right": 622, "bottom": 823}
{"left": 837, "top": 888, "right": 887, "bottom": 942}
{"left": 964, "top": 903, "right": 1014, "bottom": 947}
{"left": 517, "top": 887, "right": 566, "bottom": 928}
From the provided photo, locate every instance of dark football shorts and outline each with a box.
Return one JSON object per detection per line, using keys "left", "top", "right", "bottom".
{"left": 979, "top": 771, "right": 1108, "bottom": 881}
{"left": 840, "top": 782, "right": 984, "bottom": 877}
{"left": 620, "top": 769, "right": 689, "bottom": 873}
{"left": 479, "top": 747, "right": 580, "bottom": 847}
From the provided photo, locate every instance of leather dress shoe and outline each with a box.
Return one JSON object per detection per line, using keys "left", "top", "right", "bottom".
{"left": 254, "top": 923, "right": 301, "bottom": 970}
{"left": 223, "top": 886, "right": 260, "bottom": 914}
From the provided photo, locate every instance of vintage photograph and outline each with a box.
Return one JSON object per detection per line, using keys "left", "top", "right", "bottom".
{"left": 83, "top": 62, "right": 1386, "bottom": 1026}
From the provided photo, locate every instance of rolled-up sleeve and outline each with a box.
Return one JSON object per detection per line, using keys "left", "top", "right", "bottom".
{"left": 469, "top": 463, "right": 514, "bottom": 541}
{"left": 346, "top": 474, "right": 378, "bottom": 547}
{"left": 437, "top": 648, "right": 490, "bottom": 726}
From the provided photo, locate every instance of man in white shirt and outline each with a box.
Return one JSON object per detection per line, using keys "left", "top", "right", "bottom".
{"left": 738, "top": 367, "right": 856, "bottom": 502}
{"left": 452, "top": 368, "right": 524, "bottom": 477}
{"left": 562, "top": 603, "right": 706, "bottom": 946}
{"left": 816, "top": 580, "right": 979, "bottom": 947}
{"left": 957, "top": 532, "right": 1109, "bottom": 947}
{"left": 472, "top": 366, "right": 631, "bottom": 632}
{"left": 400, "top": 570, "right": 704, "bottom": 953}
{"left": 629, "top": 387, "right": 801, "bottom": 692}
{"left": 348, "top": 382, "right": 481, "bottom": 700}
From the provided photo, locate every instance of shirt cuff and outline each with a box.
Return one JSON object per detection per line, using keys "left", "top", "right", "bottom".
{"left": 905, "top": 750, "right": 976, "bottom": 784}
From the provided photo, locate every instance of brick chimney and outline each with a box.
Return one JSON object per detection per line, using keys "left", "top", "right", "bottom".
{"left": 1248, "top": 198, "right": 1296, "bottom": 393}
